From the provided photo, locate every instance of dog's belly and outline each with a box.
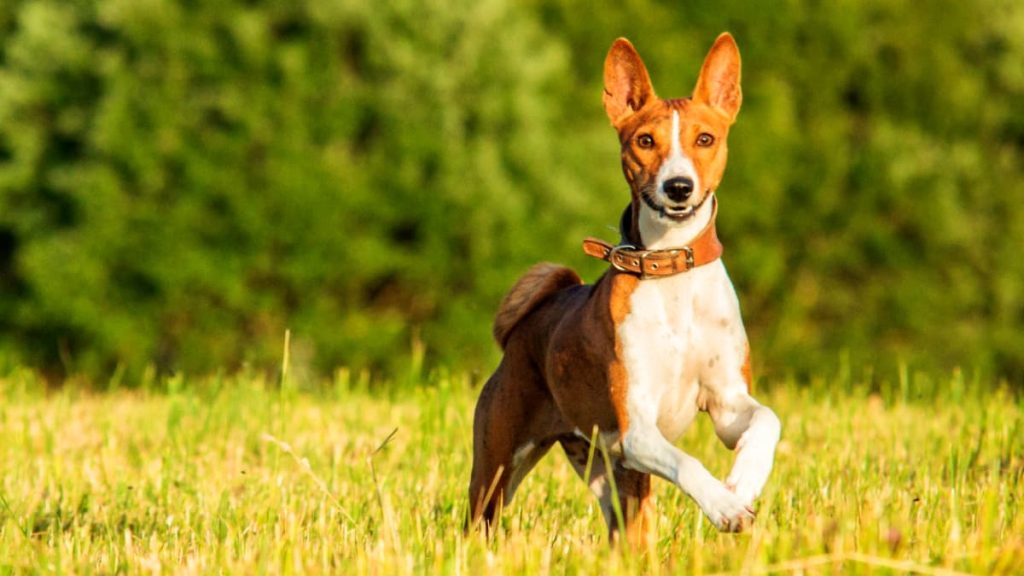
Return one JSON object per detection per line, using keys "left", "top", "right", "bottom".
{"left": 618, "top": 261, "right": 748, "bottom": 442}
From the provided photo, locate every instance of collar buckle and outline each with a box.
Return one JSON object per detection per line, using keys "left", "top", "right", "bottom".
{"left": 681, "top": 246, "right": 695, "bottom": 271}
{"left": 608, "top": 244, "right": 636, "bottom": 273}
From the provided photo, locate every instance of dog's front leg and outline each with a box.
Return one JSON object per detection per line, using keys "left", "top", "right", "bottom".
{"left": 708, "top": 390, "right": 781, "bottom": 507}
{"left": 620, "top": 413, "right": 755, "bottom": 532}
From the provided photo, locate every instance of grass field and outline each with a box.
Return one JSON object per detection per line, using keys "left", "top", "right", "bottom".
{"left": 0, "top": 366, "right": 1022, "bottom": 575}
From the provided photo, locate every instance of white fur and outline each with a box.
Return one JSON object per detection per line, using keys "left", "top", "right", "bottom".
{"left": 617, "top": 200, "right": 781, "bottom": 531}
{"left": 639, "top": 190, "right": 716, "bottom": 250}
{"left": 512, "top": 442, "right": 535, "bottom": 469}
{"left": 652, "top": 111, "right": 701, "bottom": 208}
{"left": 505, "top": 441, "right": 542, "bottom": 502}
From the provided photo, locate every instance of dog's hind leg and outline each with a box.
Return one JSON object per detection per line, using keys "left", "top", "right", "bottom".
{"left": 467, "top": 353, "right": 561, "bottom": 534}
{"left": 467, "top": 363, "right": 517, "bottom": 533}
{"left": 560, "top": 437, "right": 654, "bottom": 549}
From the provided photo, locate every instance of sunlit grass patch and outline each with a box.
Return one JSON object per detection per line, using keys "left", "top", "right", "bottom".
{"left": 0, "top": 370, "right": 1021, "bottom": 574}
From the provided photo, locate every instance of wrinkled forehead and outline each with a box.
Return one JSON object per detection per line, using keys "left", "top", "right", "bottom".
{"left": 617, "top": 98, "right": 730, "bottom": 142}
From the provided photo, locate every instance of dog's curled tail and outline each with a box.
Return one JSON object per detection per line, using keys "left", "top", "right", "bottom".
{"left": 493, "top": 263, "right": 582, "bottom": 349}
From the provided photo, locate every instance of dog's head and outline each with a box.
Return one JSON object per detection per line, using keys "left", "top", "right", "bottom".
{"left": 603, "top": 34, "right": 741, "bottom": 247}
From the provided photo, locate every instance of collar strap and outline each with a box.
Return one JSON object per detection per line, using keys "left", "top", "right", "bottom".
{"left": 581, "top": 198, "right": 723, "bottom": 278}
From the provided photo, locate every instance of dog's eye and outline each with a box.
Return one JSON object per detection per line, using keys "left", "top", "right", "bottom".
{"left": 696, "top": 133, "right": 715, "bottom": 147}
{"left": 636, "top": 134, "right": 655, "bottom": 149}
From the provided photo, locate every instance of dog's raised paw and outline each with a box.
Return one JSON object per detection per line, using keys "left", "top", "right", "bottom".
{"left": 700, "top": 483, "right": 756, "bottom": 532}
{"left": 724, "top": 476, "right": 759, "bottom": 511}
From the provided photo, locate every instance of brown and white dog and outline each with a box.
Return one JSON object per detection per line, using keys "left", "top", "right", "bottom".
{"left": 468, "top": 33, "right": 780, "bottom": 546}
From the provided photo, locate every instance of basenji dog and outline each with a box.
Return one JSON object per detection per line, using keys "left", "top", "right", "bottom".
{"left": 468, "top": 33, "right": 781, "bottom": 546}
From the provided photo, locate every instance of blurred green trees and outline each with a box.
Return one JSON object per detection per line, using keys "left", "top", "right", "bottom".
{"left": 0, "top": 0, "right": 1022, "bottom": 382}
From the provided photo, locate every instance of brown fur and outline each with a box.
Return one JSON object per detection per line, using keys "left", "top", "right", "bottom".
{"left": 469, "top": 270, "right": 644, "bottom": 542}
{"left": 492, "top": 263, "right": 582, "bottom": 349}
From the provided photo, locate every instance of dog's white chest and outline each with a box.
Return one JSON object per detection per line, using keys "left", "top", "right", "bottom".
{"left": 617, "top": 261, "right": 747, "bottom": 442}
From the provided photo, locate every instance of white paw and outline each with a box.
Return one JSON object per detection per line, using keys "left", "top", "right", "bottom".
{"left": 724, "top": 479, "right": 759, "bottom": 510}
{"left": 698, "top": 481, "right": 755, "bottom": 532}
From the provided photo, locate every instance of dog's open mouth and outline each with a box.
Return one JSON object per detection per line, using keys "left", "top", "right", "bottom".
{"left": 642, "top": 191, "right": 709, "bottom": 223}
{"left": 662, "top": 205, "right": 697, "bottom": 221}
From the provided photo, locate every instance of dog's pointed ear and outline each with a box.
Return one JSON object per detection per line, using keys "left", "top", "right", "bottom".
{"left": 693, "top": 33, "right": 742, "bottom": 123}
{"left": 603, "top": 38, "right": 656, "bottom": 127}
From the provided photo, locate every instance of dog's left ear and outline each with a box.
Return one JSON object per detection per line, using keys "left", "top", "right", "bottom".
{"left": 693, "top": 33, "right": 742, "bottom": 123}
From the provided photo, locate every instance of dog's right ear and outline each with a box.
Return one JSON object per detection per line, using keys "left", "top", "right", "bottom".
{"left": 603, "top": 38, "right": 656, "bottom": 127}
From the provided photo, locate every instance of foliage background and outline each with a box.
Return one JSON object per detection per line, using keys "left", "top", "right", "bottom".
{"left": 0, "top": 0, "right": 1021, "bottom": 383}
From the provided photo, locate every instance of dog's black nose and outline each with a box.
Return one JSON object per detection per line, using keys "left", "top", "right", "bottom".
{"left": 663, "top": 177, "right": 694, "bottom": 203}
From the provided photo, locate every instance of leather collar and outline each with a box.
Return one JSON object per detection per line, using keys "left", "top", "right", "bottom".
{"left": 581, "top": 197, "right": 723, "bottom": 278}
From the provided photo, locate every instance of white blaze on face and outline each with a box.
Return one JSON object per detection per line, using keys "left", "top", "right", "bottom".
{"left": 639, "top": 110, "right": 714, "bottom": 249}
{"left": 654, "top": 110, "right": 701, "bottom": 205}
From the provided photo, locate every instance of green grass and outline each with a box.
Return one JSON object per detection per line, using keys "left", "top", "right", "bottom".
{"left": 0, "top": 367, "right": 1022, "bottom": 574}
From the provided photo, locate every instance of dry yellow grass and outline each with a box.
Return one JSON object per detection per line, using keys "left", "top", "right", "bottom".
{"left": 0, "top": 368, "right": 1022, "bottom": 574}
